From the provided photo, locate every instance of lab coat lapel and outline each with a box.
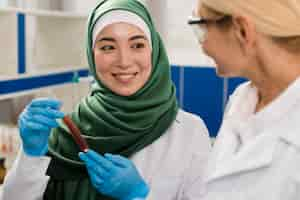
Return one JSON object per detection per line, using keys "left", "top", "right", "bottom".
{"left": 228, "top": 104, "right": 300, "bottom": 178}
{"left": 205, "top": 78, "right": 300, "bottom": 183}
{"left": 206, "top": 129, "right": 277, "bottom": 182}
{"left": 278, "top": 108, "right": 300, "bottom": 149}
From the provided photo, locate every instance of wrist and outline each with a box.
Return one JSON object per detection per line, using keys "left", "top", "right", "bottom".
{"left": 23, "top": 143, "right": 48, "bottom": 157}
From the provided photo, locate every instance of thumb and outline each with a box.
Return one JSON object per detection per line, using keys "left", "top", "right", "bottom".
{"left": 79, "top": 152, "right": 88, "bottom": 162}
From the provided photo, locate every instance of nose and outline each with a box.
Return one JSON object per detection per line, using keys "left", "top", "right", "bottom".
{"left": 117, "top": 47, "right": 132, "bottom": 69}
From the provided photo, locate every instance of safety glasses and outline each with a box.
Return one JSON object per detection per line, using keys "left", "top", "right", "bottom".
{"left": 187, "top": 15, "right": 231, "bottom": 43}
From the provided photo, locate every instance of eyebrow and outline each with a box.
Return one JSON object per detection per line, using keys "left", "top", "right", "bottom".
{"left": 96, "top": 37, "right": 116, "bottom": 43}
{"left": 129, "top": 35, "right": 148, "bottom": 41}
{"left": 96, "top": 35, "right": 148, "bottom": 43}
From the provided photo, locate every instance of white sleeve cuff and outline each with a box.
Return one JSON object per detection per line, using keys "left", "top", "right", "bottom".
{"left": 1, "top": 148, "right": 51, "bottom": 200}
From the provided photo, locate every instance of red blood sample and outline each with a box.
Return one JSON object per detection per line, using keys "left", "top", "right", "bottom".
{"left": 62, "top": 116, "right": 89, "bottom": 152}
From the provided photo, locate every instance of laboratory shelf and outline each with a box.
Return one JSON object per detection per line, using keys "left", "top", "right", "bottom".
{"left": 0, "top": 68, "right": 89, "bottom": 100}
{"left": 0, "top": 7, "right": 87, "bottom": 76}
{"left": 0, "top": 6, "right": 89, "bottom": 100}
{"left": 0, "top": 7, "right": 86, "bottom": 18}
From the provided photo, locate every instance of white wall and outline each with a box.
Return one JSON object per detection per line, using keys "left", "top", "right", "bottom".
{"left": 15, "top": 0, "right": 61, "bottom": 10}
{"left": 1, "top": 0, "right": 215, "bottom": 67}
{"left": 165, "top": 0, "right": 215, "bottom": 67}
{"left": 0, "top": 0, "right": 16, "bottom": 7}
{"left": 21, "top": 0, "right": 214, "bottom": 67}
{"left": 61, "top": 0, "right": 147, "bottom": 14}
{"left": 145, "top": 0, "right": 167, "bottom": 40}
{"left": 61, "top": 0, "right": 99, "bottom": 13}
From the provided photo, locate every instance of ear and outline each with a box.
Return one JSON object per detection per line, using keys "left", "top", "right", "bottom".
{"left": 232, "top": 15, "right": 256, "bottom": 52}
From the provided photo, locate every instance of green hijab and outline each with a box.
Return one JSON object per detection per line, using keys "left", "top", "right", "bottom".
{"left": 44, "top": 0, "right": 178, "bottom": 199}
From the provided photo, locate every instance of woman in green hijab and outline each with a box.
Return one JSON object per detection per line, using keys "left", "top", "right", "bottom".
{"left": 1, "top": 0, "right": 211, "bottom": 200}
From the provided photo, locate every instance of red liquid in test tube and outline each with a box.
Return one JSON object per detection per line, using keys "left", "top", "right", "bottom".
{"left": 62, "top": 116, "right": 89, "bottom": 152}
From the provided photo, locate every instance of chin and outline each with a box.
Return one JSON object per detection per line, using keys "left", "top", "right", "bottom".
{"left": 115, "top": 89, "right": 137, "bottom": 97}
{"left": 215, "top": 67, "right": 226, "bottom": 77}
{"left": 215, "top": 65, "right": 233, "bottom": 78}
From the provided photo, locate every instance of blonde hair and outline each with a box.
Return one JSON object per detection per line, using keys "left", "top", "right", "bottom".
{"left": 198, "top": 4, "right": 232, "bottom": 30}
{"left": 198, "top": 3, "right": 224, "bottom": 19}
{"left": 198, "top": 2, "right": 300, "bottom": 53}
{"left": 272, "top": 37, "right": 300, "bottom": 53}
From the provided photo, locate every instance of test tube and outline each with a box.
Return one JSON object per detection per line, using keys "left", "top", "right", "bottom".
{"left": 62, "top": 116, "right": 89, "bottom": 152}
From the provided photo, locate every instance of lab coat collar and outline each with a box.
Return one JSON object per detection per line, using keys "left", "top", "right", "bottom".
{"left": 205, "top": 127, "right": 278, "bottom": 183}
{"left": 280, "top": 127, "right": 300, "bottom": 149}
{"left": 278, "top": 105, "right": 300, "bottom": 149}
{"left": 252, "top": 77, "right": 300, "bottom": 130}
{"left": 277, "top": 77, "right": 300, "bottom": 149}
{"left": 227, "top": 77, "right": 300, "bottom": 141}
{"left": 205, "top": 77, "right": 300, "bottom": 183}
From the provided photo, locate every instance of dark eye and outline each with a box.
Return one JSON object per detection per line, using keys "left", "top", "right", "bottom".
{"left": 100, "top": 45, "right": 115, "bottom": 51}
{"left": 132, "top": 43, "right": 145, "bottom": 49}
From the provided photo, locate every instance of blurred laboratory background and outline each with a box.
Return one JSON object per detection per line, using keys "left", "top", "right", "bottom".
{"left": 0, "top": 0, "right": 246, "bottom": 187}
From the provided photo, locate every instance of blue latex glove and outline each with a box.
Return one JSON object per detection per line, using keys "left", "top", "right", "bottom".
{"left": 79, "top": 150, "right": 149, "bottom": 200}
{"left": 18, "top": 98, "right": 64, "bottom": 156}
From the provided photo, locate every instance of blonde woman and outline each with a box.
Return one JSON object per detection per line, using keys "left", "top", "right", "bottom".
{"left": 184, "top": 0, "right": 300, "bottom": 199}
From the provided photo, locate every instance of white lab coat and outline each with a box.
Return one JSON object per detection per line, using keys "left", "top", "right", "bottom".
{"left": 1, "top": 109, "right": 211, "bottom": 200}
{"left": 184, "top": 79, "right": 300, "bottom": 200}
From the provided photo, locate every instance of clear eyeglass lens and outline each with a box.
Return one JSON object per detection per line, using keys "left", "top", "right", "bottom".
{"left": 191, "top": 24, "right": 207, "bottom": 43}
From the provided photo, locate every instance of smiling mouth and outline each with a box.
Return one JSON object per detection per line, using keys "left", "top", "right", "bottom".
{"left": 113, "top": 72, "right": 138, "bottom": 83}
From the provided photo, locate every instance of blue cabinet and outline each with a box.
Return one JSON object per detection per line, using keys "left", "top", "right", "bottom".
{"left": 183, "top": 67, "right": 224, "bottom": 137}
{"left": 171, "top": 66, "right": 247, "bottom": 137}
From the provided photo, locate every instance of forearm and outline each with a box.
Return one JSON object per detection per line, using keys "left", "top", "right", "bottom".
{"left": 2, "top": 147, "right": 51, "bottom": 200}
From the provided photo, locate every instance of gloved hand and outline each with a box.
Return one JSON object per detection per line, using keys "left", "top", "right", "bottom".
{"left": 18, "top": 98, "right": 64, "bottom": 156}
{"left": 79, "top": 150, "right": 149, "bottom": 200}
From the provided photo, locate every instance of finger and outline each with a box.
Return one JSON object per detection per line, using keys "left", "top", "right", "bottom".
{"left": 91, "top": 175, "right": 104, "bottom": 188}
{"left": 29, "top": 114, "right": 59, "bottom": 128}
{"left": 104, "top": 153, "right": 130, "bottom": 167}
{"left": 79, "top": 152, "right": 109, "bottom": 178}
{"left": 82, "top": 158, "right": 104, "bottom": 186}
{"left": 30, "top": 98, "right": 62, "bottom": 109}
{"left": 20, "top": 117, "right": 51, "bottom": 132}
{"left": 23, "top": 113, "right": 57, "bottom": 129}
{"left": 79, "top": 152, "right": 107, "bottom": 173}
{"left": 80, "top": 152, "right": 109, "bottom": 173}
{"left": 85, "top": 150, "right": 114, "bottom": 171}
{"left": 88, "top": 164, "right": 108, "bottom": 179}
{"left": 27, "top": 107, "right": 64, "bottom": 119}
{"left": 79, "top": 152, "right": 89, "bottom": 162}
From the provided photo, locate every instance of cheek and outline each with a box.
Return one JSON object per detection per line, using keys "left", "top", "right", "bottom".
{"left": 143, "top": 57, "right": 152, "bottom": 79}
{"left": 144, "top": 64, "right": 152, "bottom": 82}
{"left": 202, "top": 40, "right": 216, "bottom": 59}
{"left": 94, "top": 52, "right": 111, "bottom": 75}
{"left": 138, "top": 52, "right": 152, "bottom": 73}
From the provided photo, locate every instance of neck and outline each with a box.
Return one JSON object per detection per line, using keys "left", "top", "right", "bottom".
{"left": 246, "top": 52, "right": 300, "bottom": 112}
